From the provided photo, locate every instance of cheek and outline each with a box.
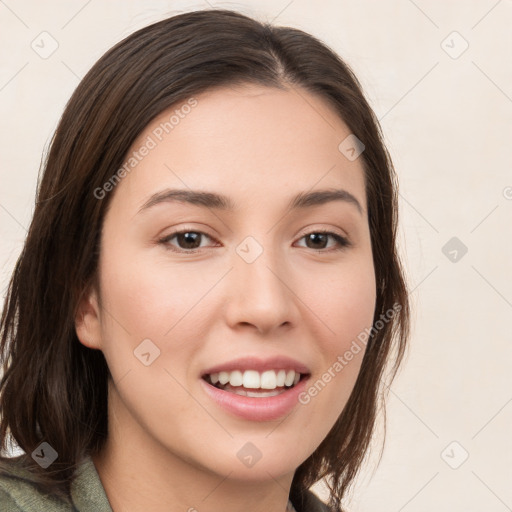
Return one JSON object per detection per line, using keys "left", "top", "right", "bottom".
{"left": 96, "top": 243, "right": 221, "bottom": 389}
{"left": 306, "top": 256, "right": 377, "bottom": 350}
{"left": 99, "top": 247, "right": 203, "bottom": 339}
{"left": 297, "top": 254, "right": 375, "bottom": 414}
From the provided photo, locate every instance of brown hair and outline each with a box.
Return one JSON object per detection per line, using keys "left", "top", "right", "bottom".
{"left": 0, "top": 8, "right": 409, "bottom": 510}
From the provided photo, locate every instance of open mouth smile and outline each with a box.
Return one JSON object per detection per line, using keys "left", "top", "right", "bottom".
{"left": 200, "top": 360, "right": 311, "bottom": 421}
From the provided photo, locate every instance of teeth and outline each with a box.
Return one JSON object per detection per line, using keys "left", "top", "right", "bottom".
{"left": 243, "top": 370, "right": 260, "bottom": 389}
{"left": 218, "top": 372, "right": 229, "bottom": 385}
{"left": 229, "top": 370, "right": 243, "bottom": 387}
{"left": 261, "top": 370, "right": 277, "bottom": 389}
{"left": 284, "top": 370, "right": 295, "bottom": 387}
{"left": 229, "top": 387, "right": 285, "bottom": 398}
{"left": 206, "top": 369, "right": 303, "bottom": 390}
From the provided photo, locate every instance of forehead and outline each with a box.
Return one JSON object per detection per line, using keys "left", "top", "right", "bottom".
{"left": 110, "top": 84, "right": 367, "bottom": 214}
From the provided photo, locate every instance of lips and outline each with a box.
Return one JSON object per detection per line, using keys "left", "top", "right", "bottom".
{"left": 200, "top": 370, "right": 311, "bottom": 421}
{"left": 200, "top": 356, "right": 311, "bottom": 418}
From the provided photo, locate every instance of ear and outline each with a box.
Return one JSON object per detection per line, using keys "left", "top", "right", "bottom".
{"left": 75, "top": 283, "right": 103, "bottom": 350}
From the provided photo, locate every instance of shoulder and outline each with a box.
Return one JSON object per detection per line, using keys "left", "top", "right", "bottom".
{"left": 300, "top": 490, "right": 353, "bottom": 512}
{"left": 298, "top": 489, "right": 331, "bottom": 512}
{"left": 0, "top": 486, "right": 22, "bottom": 511}
{"left": 0, "top": 455, "right": 72, "bottom": 511}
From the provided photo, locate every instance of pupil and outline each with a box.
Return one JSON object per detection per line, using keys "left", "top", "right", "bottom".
{"left": 307, "top": 233, "right": 327, "bottom": 249}
{"left": 179, "top": 232, "right": 200, "bottom": 249}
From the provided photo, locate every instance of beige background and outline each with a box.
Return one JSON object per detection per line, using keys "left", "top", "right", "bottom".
{"left": 1, "top": 1, "right": 511, "bottom": 510}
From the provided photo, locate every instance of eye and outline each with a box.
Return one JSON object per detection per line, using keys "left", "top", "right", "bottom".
{"left": 158, "top": 230, "right": 218, "bottom": 252}
{"left": 294, "top": 230, "right": 351, "bottom": 252}
{"left": 158, "top": 229, "right": 351, "bottom": 253}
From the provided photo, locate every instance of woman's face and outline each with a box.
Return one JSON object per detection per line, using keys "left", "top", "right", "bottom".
{"left": 78, "top": 83, "right": 376, "bottom": 482}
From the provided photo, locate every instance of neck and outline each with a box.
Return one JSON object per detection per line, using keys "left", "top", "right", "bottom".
{"left": 92, "top": 384, "right": 296, "bottom": 512}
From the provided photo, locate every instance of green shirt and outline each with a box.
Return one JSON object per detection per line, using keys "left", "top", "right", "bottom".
{"left": 0, "top": 455, "right": 329, "bottom": 511}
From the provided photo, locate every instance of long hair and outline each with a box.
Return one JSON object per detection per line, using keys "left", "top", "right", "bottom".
{"left": 0, "top": 9, "right": 409, "bottom": 510}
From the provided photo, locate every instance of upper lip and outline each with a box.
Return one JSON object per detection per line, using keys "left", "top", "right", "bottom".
{"left": 201, "top": 356, "right": 311, "bottom": 377}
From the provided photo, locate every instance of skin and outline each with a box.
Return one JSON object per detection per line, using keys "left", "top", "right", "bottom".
{"left": 75, "top": 83, "right": 376, "bottom": 512}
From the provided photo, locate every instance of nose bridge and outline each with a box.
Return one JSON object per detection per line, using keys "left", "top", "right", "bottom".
{"left": 226, "top": 232, "right": 294, "bottom": 332}
{"left": 235, "top": 233, "right": 287, "bottom": 298}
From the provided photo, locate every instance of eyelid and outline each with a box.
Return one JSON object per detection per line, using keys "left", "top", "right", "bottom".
{"left": 157, "top": 226, "right": 351, "bottom": 253}
{"left": 296, "top": 225, "right": 349, "bottom": 242}
{"left": 157, "top": 228, "right": 219, "bottom": 250}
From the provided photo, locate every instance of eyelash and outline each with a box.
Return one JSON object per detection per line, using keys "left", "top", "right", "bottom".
{"left": 157, "top": 229, "right": 351, "bottom": 254}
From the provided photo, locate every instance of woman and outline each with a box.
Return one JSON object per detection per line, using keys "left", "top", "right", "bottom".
{"left": 0, "top": 9, "right": 409, "bottom": 512}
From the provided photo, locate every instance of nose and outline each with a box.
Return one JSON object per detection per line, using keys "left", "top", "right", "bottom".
{"left": 223, "top": 240, "right": 298, "bottom": 335}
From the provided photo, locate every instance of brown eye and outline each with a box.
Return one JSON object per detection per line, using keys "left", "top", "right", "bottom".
{"left": 158, "top": 229, "right": 350, "bottom": 254}
{"left": 159, "top": 230, "right": 216, "bottom": 252}
{"left": 296, "top": 231, "right": 351, "bottom": 252}
{"left": 174, "top": 232, "right": 202, "bottom": 250}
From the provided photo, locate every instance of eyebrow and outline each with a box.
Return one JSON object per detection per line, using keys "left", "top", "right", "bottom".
{"left": 137, "top": 187, "right": 364, "bottom": 216}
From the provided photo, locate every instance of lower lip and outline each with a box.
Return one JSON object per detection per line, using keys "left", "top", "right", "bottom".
{"left": 200, "top": 376, "right": 310, "bottom": 422}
